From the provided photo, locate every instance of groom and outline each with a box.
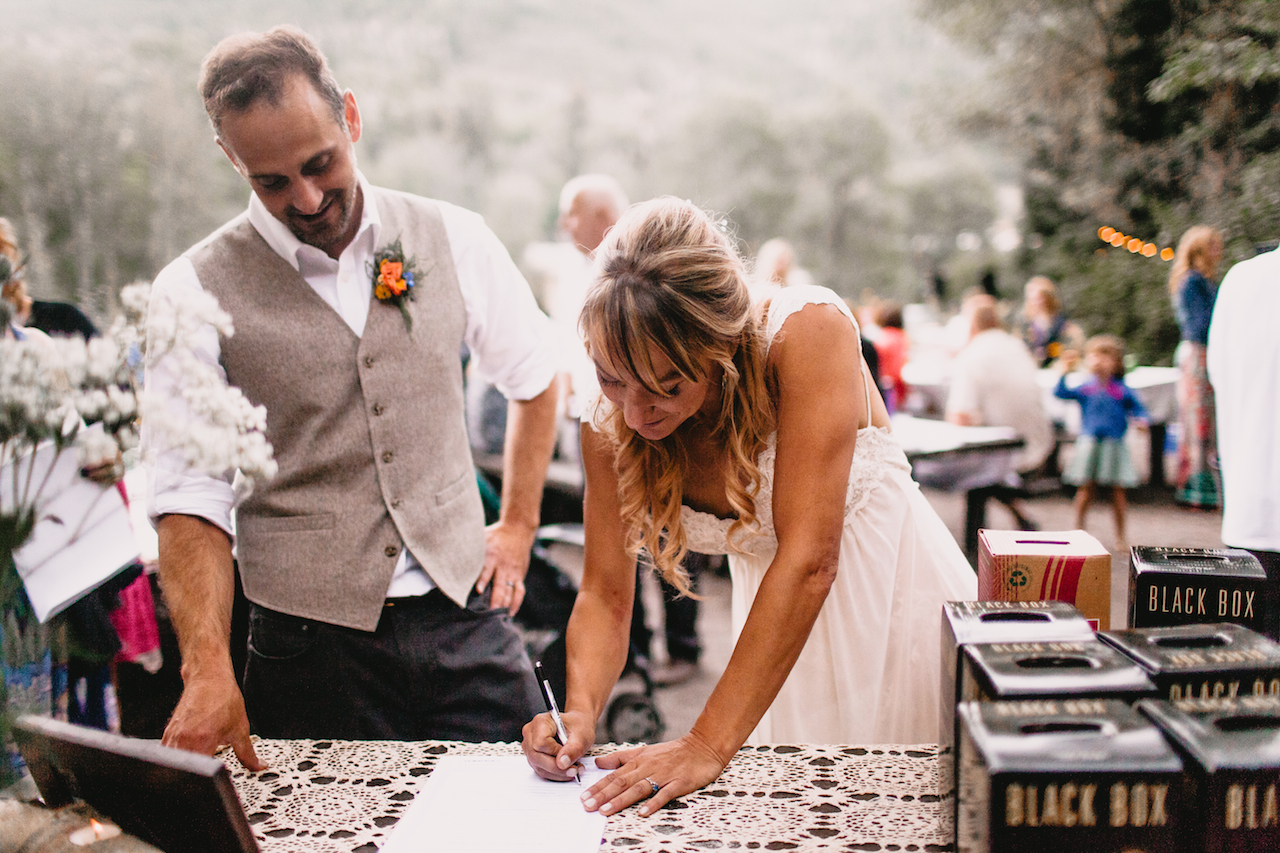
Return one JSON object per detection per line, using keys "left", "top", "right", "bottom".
{"left": 146, "top": 26, "right": 559, "bottom": 767}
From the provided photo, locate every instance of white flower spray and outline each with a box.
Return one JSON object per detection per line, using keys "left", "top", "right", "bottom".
{"left": 2, "top": 282, "right": 275, "bottom": 560}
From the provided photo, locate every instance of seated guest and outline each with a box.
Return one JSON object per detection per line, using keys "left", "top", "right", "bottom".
{"left": 946, "top": 294, "right": 1054, "bottom": 529}
{"left": 872, "top": 301, "right": 908, "bottom": 412}
{"left": 1019, "top": 275, "right": 1084, "bottom": 368}
{"left": 145, "top": 26, "right": 559, "bottom": 769}
{"left": 522, "top": 198, "right": 975, "bottom": 816}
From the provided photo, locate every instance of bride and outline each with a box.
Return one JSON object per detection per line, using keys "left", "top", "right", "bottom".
{"left": 522, "top": 197, "right": 975, "bottom": 816}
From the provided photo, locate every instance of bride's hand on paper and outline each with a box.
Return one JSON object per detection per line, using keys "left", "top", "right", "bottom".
{"left": 584, "top": 734, "right": 727, "bottom": 818}
{"left": 522, "top": 709, "right": 593, "bottom": 782}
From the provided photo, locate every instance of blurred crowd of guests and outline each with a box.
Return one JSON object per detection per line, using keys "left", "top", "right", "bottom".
{"left": 7, "top": 165, "right": 1279, "bottom": 727}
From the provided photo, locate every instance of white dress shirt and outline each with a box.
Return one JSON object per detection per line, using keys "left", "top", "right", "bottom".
{"left": 945, "top": 328, "right": 1054, "bottom": 473}
{"left": 1207, "top": 248, "right": 1280, "bottom": 552}
{"left": 145, "top": 173, "right": 557, "bottom": 596}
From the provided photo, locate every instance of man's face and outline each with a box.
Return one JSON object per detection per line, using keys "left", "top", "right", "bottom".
{"left": 561, "top": 192, "right": 616, "bottom": 257}
{"left": 218, "top": 75, "right": 363, "bottom": 259}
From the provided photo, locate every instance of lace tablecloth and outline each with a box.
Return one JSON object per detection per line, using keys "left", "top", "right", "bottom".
{"left": 228, "top": 740, "right": 948, "bottom": 852}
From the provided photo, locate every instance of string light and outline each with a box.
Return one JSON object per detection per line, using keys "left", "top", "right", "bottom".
{"left": 1096, "top": 226, "right": 1173, "bottom": 261}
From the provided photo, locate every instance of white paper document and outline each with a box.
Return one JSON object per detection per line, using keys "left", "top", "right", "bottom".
{"left": 1, "top": 426, "right": 140, "bottom": 622}
{"left": 380, "top": 755, "right": 608, "bottom": 853}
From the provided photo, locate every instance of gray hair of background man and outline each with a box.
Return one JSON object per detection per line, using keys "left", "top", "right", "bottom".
{"left": 558, "top": 174, "right": 629, "bottom": 219}
{"left": 198, "top": 25, "right": 346, "bottom": 136}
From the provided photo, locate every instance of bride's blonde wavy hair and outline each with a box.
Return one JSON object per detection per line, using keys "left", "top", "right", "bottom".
{"left": 580, "top": 197, "right": 775, "bottom": 593}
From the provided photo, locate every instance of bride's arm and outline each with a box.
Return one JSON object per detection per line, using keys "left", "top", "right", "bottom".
{"left": 522, "top": 421, "right": 635, "bottom": 779}
{"left": 690, "top": 301, "right": 863, "bottom": 743}
{"left": 584, "top": 302, "right": 864, "bottom": 816}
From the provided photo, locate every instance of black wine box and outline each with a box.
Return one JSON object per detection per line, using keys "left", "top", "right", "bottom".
{"left": 1129, "top": 546, "right": 1269, "bottom": 638}
{"left": 1100, "top": 623, "right": 1280, "bottom": 702}
{"left": 956, "top": 698, "right": 1184, "bottom": 853}
{"left": 940, "top": 601, "right": 1096, "bottom": 805}
{"left": 960, "top": 638, "right": 1157, "bottom": 705}
{"left": 1139, "top": 696, "right": 1280, "bottom": 852}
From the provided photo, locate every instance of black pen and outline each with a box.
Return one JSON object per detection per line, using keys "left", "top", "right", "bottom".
{"left": 534, "top": 660, "right": 580, "bottom": 784}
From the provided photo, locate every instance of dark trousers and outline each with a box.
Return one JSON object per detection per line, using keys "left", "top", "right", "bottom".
{"left": 631, "top": 554, "right": 706, "bottom": 665}
{"left": 242, "top": 588, "right": 541, "bottom": 742}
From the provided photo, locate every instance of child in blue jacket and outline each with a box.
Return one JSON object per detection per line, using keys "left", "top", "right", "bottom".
{"left": 1055, "top": 334, "right": 1149, "bottom": 546}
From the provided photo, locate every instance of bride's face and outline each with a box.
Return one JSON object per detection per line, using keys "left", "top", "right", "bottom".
{"left": 594, "top": 344, "right": 720, "bottom": 441}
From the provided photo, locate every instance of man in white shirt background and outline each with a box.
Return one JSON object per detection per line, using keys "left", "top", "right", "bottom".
{"left": 145, "top": 26, "right": 558, "bottom": 768}
{"left": 1207, "top": 244, "right": 1280, "bottom": 640}
{"left": 945, "top": 293, "right": 1055, "bottom": 531}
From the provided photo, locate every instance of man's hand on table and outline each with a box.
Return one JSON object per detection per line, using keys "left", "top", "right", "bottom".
{"left": 584, "top": 733, "right": 728, "bottom": 818}
{"left": 478, "top": 520, "right": 536, "bottom": 615}
{"left": 162, "top": 672, "right": 266, "bottom": 772}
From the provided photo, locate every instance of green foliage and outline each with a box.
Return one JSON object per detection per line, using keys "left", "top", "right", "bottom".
{"left": 924, "top": 0, "right": 1280, "bottom": 363}
{"left": 0, "top": 0, "right": 1008, "bottom": 315}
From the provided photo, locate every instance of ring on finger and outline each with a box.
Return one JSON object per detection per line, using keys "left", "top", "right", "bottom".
{"left": 505, "top": 580, "right": 517, "bottom": 588}
{"left": 643, "top": 776, "right": 659, "bottom": 797}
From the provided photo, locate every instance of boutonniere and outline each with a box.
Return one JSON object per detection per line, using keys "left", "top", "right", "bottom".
{"left": 369, "top": 238, "right": 419, "bottom": 332}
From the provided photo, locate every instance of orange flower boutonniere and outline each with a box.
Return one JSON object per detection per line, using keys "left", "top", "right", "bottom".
{"left": 369, "top": 238, "right": 419, "bottom": 332}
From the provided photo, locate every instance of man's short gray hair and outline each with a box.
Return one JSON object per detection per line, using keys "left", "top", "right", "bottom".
{"left": 559, "top": 174, "right": 629, "bottom": 218}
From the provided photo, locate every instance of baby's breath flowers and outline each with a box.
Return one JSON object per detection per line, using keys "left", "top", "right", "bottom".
{"left": 2, "top": 282, "right": 275, "bottom": 564}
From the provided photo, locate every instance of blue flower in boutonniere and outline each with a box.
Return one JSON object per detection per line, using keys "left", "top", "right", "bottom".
{"left": 369, "top": 238, "right": 419, "bottom": 332}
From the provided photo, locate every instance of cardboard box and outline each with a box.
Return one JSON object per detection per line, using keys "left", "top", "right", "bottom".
{"left": 1100, "top": 624, "right": 1280, "bottom": 702}
{"left": 960, "top": 639, "right": 1156, "bottom": 705}
{"left": 939, "top": 601, "right": 1096, "bottom": 805}
{"left": 957, "top": 698, "right": 1184, "bottom": 853}
{"left": 1129, "top": 547, "right": 1269, "bottom": 638}
{"left": 979, "top": 529, "right": 1111, "bottom": 630}
{"left": 1139, "top": 696, "right": 1280, "bottom": 853}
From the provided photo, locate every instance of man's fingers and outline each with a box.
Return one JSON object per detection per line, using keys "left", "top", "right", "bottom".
{"left": 232, "top": 734, "right": 267, "bottom": 772}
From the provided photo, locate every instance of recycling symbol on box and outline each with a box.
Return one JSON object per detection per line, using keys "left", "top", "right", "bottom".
{"left": 1008, "top": 568, "right": 1029, "bottom": 589}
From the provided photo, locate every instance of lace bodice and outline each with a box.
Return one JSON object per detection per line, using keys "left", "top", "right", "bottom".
{"left": 680, "top": 425, "right": 909, "bottom": 556}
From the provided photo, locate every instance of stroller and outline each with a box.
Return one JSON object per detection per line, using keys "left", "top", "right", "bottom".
{"left": 475, "top": 475, "right": 664, "bottom": 743}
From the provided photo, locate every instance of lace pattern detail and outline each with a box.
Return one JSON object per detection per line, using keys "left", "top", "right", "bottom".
{"left": 681, "top": 426, "right": 909, "bottom": 556}
{"left": 228, "top": 739, "right": 948, "bottom": 852}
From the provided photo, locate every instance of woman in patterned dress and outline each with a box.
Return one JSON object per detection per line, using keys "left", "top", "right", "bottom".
{"left": 1168, "top": 225, "right": 1224, "bottom": 508}
{"left": 522, "top": 198, "right": 975, "bottom": 816}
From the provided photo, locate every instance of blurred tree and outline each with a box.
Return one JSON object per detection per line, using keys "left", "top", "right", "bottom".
{"left": 0, "top": 57, "right": 148, "bottom": 322}
{"left": 0, "top": 44, "right": 240, "bottom": 326}
{"left": 924, "top": 0, "right": 1280, "bottom": 362}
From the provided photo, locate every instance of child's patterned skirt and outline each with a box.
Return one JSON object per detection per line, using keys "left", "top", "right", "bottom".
{"left": 1063, "top": 434, "right": 1140, "bottom": 487}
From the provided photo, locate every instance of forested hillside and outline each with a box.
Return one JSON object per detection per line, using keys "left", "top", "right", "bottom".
{"left": 0, "top": 0, "right": 1000, "bottom": 323}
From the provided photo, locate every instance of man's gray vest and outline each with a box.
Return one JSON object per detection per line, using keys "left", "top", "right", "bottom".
{"left": 191, "top": 187, "right": 485, "bottom": 631}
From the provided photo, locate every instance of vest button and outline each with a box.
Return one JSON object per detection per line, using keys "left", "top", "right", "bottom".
{"left": 385, "top": 545, "right": 398, "bottom": 557}
{"left": 364, "top": 355, "right": 375, "bottom": 367}
{"left": 372, "top": 403, "right": 384, "bottom": 416}
{"left": 390, "top": 499, "right": 402, "bottom": 509}
{"left": 382, "top": 451, "right": 394, "bottom": 463}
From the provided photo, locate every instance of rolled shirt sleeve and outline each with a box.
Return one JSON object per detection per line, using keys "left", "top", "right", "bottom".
{"left": 143, "top": 255, "right": 237, "bottom": 536}
{"left": 440, "top": 202, "right": 558, "bottom": 402}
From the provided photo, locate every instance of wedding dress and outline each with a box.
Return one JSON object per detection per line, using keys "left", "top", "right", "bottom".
{"left": 680, "top": 284, "right": 977, "bottom": 744}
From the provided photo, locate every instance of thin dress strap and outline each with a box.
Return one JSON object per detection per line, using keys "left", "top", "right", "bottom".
{"left": 760, "top": 284, "right": 873, "bottom": 426}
